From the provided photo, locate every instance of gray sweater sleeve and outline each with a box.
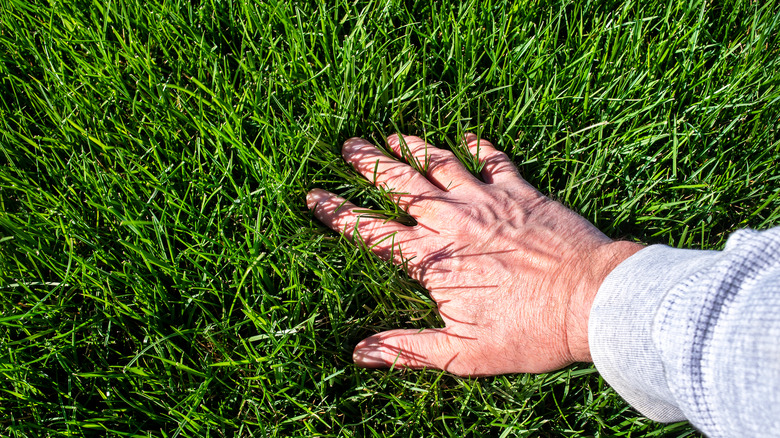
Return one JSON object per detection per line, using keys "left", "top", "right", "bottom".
{"left": 589, "top": 228, "right": 780, "bottom": 437}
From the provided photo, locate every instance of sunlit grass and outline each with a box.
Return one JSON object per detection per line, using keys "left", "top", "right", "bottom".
{"left": 1, "top": 0, "right": 778, "bottom": 436}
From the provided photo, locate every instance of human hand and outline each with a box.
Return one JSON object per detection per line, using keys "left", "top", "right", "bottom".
{"left": 307, "top": 133, "right": 642, "bottom": 376}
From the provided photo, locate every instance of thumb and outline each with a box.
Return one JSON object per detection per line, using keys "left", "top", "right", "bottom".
{"left": 353, "top": 328, "right": 474, "bottom": 376}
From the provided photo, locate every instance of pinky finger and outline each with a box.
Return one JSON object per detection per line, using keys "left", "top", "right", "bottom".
{"left": 464, "top": 133, "right": 526, "bottom": 187}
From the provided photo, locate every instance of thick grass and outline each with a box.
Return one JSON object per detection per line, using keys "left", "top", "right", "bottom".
{"left": 1, "top": 0, "right": 778, "bottom": 436}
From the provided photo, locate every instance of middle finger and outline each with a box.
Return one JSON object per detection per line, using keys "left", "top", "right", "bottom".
{"left": 343, "top": 137, "right": 444, "bottom": 218}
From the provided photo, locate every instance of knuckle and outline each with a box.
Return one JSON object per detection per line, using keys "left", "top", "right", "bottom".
{"left": 467, "top": 137, "right": 494, "bottom": 151}
{"left": 440, "top": 200, "right": 485, "bottom": 225}
{"left": 490, "top": 150, "right": 508, "bottom": 161}
{"left": 426, "top": 150, "right": 455, "bottom": 170}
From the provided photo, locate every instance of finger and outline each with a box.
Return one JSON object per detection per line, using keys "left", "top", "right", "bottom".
{"left": 387, "top": 134, "right": 479, "bottom": 191}
{"left": 463, "top": 133, "right": 533, "bottom": 189}
{"left": 307, "top": 188, "right": 419, "bottom": 262}
{"left": 353, "top": 328, "right": 478, "bottom": 376}
{"left": 342, "top": 138, "right": 444, "bottom": 217}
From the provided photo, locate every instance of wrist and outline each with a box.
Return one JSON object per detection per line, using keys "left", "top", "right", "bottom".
{"left": 566, "top": 240, "right": 644, "bottom": 363}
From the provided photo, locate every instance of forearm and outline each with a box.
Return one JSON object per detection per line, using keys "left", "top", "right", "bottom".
{"left": 589, "top": 228, "right": 780, "bottom": 436}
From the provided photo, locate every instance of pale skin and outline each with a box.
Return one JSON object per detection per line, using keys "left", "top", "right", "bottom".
{"left": 307, "top": 133, "right": 643, "bottom": 376}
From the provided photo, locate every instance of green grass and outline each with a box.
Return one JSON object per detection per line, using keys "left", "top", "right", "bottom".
{"left": 1, "top": 0, "right": 778, "bottom": 435}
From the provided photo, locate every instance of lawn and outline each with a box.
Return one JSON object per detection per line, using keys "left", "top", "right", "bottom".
{"left": 1, "top": 0, "right": 778, "bottom": 436}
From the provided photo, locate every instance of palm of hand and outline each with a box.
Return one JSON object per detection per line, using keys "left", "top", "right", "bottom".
{"left": 308, "top": 134, "right": 640, "bottom": 376}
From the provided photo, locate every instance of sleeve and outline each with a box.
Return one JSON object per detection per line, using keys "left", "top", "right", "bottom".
{"left": 588, "top": 228, "right": 780, "bottom": 437}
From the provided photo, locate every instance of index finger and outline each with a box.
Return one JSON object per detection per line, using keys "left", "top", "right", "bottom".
{"left": 307, "top": 188, "right": 422, "bottom": 264}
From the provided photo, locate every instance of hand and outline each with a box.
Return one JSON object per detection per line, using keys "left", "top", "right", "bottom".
{"left": 307, "top": 133, "right": 642, "bottom": 376}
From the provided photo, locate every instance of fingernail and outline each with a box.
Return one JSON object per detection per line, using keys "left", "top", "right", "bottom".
{"left": 343, "top": 137, "right": 363, "bottom": 147}
{"left": 306, "top": 189, "right": 325, "bottom": 210}
{"left": 342, "top": 137, "right": 366, "bottom": 151}
{"left": 387, "top": 133, "right": 401, "bottom": 146}
{"left": 353, "top": 346, "right": 388, "bottom": 368}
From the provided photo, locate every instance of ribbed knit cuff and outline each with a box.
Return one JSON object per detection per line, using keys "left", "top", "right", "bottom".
{"left": 589, "top": 245, "right": 718, "bottom": 422}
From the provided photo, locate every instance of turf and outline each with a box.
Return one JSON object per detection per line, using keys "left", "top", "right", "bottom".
{"left": 1, "top": 0, "right": 778, "bottom": 436}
